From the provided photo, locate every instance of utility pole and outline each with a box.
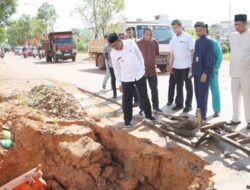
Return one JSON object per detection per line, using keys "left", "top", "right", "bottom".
{"left": 92, "top": 0, "right": 98, "bottom": 39}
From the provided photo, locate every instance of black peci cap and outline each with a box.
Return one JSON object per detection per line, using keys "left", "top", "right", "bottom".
{"left": 234, "top": 14, "right": 247, "bottom": 22}
{"left": 194, "top": 21, "right": 207, "bottom": 28}
{"left": 108, "top": 33, "right": 119, "bottom": 44}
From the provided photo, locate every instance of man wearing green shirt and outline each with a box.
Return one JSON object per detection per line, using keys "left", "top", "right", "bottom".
{"left": 209, "top": 35, "right": 223, "bottom": 117}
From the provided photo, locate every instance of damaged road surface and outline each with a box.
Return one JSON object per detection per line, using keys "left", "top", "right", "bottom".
{"left": 0, "top": 85, "right": 213, "bottom": 190}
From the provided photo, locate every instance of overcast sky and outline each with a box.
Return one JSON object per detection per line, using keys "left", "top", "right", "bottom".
{"left": 14, "top": 0, "right": 250, "bottom": 30}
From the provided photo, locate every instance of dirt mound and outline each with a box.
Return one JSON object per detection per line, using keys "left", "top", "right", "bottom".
{"left": 0, "top": 85, "right": 214, "bottom": 190}
{"left": 17, "top": 85, "right": 86, "bottom": 119}
{"left": 0, "top": 104, "right": 214, "bottom": 190}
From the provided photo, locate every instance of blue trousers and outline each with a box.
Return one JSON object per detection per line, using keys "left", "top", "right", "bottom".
{"left": 194, "top": 76, "right": 210, "bottom": 118}
{"left": 209, "top": 71, "right": 221, "bottom": 113}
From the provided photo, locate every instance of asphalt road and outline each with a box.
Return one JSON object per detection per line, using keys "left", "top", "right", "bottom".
{"left": 1, "top": 52, "right": 249, "bottom": 132}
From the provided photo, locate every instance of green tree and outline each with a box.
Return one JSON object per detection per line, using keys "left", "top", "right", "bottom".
{"left": 0, "top": 0, "right": 16, "bottom": 24}
{"left": 0, "top": 0, "right": 16, "bottom": 44}
{"left": 76, "top": 0, "right": 125, "bottom": 38}
{"left": 30, "top": 18, "right": 46, "bottom": 41}
{"left": 6, "top": 20, "right": 21, "bottom": 46}
{"left": 18, "top": 14, "right": 31, "bottom": 44}
{"left": 6, "top": 14, "right": 32, "bottom": 46}
{"left": 0, "top": 26, "right": 5, "bottom": 43}
{"left": 6, "top": 15, "right": 47, "bottom": 47}
{"left": 37, "top": 2, "right": 57, "bottom": 34}
{"left": 72, "top": 28, "right": 91, "bottom": 52}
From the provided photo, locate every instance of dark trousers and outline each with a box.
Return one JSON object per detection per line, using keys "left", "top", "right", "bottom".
{"left": 132, "top": 86, "right": 139, "bottom": 103}
{"left": 109, "top": 67, "right": 117, "bottom": 96}
{"left": 194, "top": 76, "right": 210, "bottom": 118}
{"left": 168, "top": 73, "right": 176, "bottom": 103}
{"left": 174, "top": 68, "right": 193, "bottom": 108}
{"left": 140, "top": 75, "right": 159, "bottom": 110}
{"left": 122, "top": 77, "right": 152, "bottom": 123}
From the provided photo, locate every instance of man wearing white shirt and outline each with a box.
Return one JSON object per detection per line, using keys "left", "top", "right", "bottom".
{"left": 108, "top": 33, "right": 155, "bottom": 127}
{"left": 168, "top": 20, "right": 194, "bottom": 113}
{"left": 229, "top": 14, "right": 250, "bottom": 129}
{"left": 126, "top": 27, "right": 140, "bottom": 108}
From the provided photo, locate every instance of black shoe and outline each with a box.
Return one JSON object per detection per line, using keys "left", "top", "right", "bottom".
{"left": 229, "top": 120, "right": 241, "bottom": 125}
{"left": 247, "top": 123, "right": 250, "bottom": 129}
{"left": 154, "top": 108, "right": 162, "bottom": 113}
{"left": 124, "top": 121, "right": 132, "bottom": 128}
{"left": 167, "top": 102, "right": 173, "bottom": 106}
{"left": 113, "top": 94, "right": 117, "bottom": 99}
{"left": 202, "top": 117, "right": 207, "bottom": 121}
{"left": 132, "top": 102, "right": 139, "bottom": 107}
{"left": 124, "top": 124, "right": 132, "bottom": 128}
{"left": 144, "top": 116, "right": 156, "bottom": 124}
{"left": 213, "top": 112, "right": 220, "bottom": 118}
{"left": 172, "top": 105, "right": 183, "bottom": 111}
{"left": 139, "top": 109, "right": 144, "bottom": 116}
{"left": 183, "top": 107, "right": 192, "bottom": 113}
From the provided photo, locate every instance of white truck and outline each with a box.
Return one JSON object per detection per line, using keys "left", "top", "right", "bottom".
{"left": 89, "top": 21, "right": 173, "bottom": 72}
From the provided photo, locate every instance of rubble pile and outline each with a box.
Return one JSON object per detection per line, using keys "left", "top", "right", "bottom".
{"left": 17, "top": 85, "right": 86, "bottom": 119}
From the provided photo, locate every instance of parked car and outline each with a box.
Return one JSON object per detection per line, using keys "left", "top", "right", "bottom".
{"left": 4, "top": 47, "right": 10, "bottom": 52}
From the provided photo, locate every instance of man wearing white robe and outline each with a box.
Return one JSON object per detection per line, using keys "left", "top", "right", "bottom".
{"left": 229, "top": 14, "right": 250, "bottom": 129}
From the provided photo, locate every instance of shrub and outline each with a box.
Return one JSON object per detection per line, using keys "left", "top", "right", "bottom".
{"left": 76, "top": 39, "right": 88, "bottom": 52}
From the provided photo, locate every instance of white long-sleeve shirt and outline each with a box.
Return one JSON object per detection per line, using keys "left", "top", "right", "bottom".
{"left": 229, "top": 29, "right": 250, "bottom": 78}
{"left": 110, "top": 39, "right": 145, "bottom": 86}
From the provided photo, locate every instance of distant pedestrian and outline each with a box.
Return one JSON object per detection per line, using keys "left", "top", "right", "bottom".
{"left": 108, "top": 33, "right": 156, "bottom": 127}
{"left": 229, "top": 14, "right": 250, "bottom": 129}
{"left": 137, "top": 27, "right": 162, "bottom": 113}
{"left": 206, "top": 29, "right": 223, "bottom": 118}
{"left": 193, "top": 22, "right": 214, "bottom": 120}
{"left": 102, "top": 35, "right": 111, "bottom": 90}
{"left": 169, "top": 19, "right": 194, "bottom": 113}
{"left": 126, "top": 27, "right": 136, "bottom": 40}
{"left": 104, "top": 35, "right": 117, "bottom": 98}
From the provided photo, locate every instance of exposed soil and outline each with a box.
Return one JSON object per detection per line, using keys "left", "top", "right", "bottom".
{"left": 0, "top": 85, "right": 214, "bottom": 190}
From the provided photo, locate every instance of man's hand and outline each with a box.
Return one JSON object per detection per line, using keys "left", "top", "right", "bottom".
{"left": 188, "top": 68, "right": 193, "bottom": 79}
{"left": 200, "top": 73, "right": 207, "bottom": 83}
{"left": 119, "top": 85, "right": 123, "bottom": 93}
{"left": 167, "top": 65, "right": 173, "bottom": 73}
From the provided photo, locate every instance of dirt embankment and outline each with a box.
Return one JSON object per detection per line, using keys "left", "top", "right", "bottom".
{"left": 0, "top": 85, "right": 214, "bottom": 190}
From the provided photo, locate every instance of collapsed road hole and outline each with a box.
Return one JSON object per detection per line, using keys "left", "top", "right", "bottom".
{"left": 0, "top": 85, "right": 213, "bottom": 190}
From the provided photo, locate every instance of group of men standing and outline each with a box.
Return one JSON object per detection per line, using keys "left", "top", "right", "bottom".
{"left": 167, "top": 19, "right": 223, "bottom": 121}
{"left": 103, "top": 14, "right": 250, "bottom": 130}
